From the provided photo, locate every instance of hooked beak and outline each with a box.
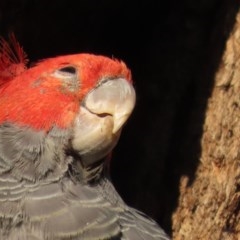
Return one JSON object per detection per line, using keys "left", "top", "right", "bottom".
{"left": 72, "top": 78, "right": 135, "bottom": 164}
{"left": 83, "top": 78, "right": 136, "bottom": 134}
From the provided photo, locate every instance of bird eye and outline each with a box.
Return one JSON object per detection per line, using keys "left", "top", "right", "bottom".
{"left": 52, "top": 66, "right": 78, "bottom": 79}
{"left": 59, "top": 66, "right": 76, "bottom": 74}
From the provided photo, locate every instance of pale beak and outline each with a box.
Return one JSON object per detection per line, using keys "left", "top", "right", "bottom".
{"left": 72, "top": 78, "right": 135, "bottom": 164}
{"left": 83, "top": 78, "right": 136, "bottom": 134}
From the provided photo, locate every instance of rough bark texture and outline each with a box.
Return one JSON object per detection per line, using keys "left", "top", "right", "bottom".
{"left": 1, "top": 1, "right": 240, "bottom": 238}
{"left": 173, "top": 12, "right": 240, "bottom": 240}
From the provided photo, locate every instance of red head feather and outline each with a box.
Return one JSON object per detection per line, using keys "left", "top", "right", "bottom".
{"left": 0, "top": 36, "right": 131, "bottom": 131}
{"left": 0, "top": 33, "right": 28, "bottom": 83}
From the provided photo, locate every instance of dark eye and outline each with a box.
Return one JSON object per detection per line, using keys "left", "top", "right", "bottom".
{"left": 52, "top": 66, "right": 78, "bottom": 79}
{"left": 59, "top": 66, "right": 76, "bottom": 74}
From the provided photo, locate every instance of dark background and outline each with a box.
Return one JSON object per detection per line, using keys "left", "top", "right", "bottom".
{"left": 0, "top": 0, "right": 238, "bottom": 236}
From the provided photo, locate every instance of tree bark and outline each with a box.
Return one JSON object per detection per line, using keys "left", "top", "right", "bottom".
{"left": 173, "top": 11, "right": 240, "bottom": 240}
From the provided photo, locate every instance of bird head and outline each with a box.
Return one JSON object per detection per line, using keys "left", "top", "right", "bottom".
{"left": 0, "top": 35, "right": 136, "bottom": 179}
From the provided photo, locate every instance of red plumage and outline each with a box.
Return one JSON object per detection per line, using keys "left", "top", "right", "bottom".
{"left": 0, "top": 33, "right": 28, "bottom": 82}
{"left": 0, "top": 35, "right": 131, "bottom": 131}
{"left": 0, "top": 35, "right": 170, "bottom": 240}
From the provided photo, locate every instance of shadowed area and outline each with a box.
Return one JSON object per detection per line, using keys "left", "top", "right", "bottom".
{"left": 0, "top": 0, "right": 239, "bottom": 236}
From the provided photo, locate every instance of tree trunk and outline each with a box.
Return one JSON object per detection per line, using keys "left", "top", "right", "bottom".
{"left": 172, "top": 11, "right": 240, "bottom": 240}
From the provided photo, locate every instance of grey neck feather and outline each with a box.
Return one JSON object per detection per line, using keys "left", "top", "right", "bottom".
{"left": 67, "top": 149, "right": 106, "bottom": 184}
{"left": 0, "top": 122, "right": 106, "bottom": 184}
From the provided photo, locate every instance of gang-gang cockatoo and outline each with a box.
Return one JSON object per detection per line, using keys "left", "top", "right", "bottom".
{"left": 0, "top": 34, "right": 170, "bottom": 240}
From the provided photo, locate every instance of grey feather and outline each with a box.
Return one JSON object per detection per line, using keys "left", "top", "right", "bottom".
{"left": 0, "top": 123, "right": 170, "bottom": 240}
{"left": 0, "top": 123, "right": 71, "bottom": 181}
